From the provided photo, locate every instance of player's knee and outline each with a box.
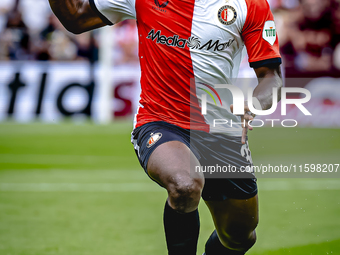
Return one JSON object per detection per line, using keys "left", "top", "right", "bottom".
{"left": 167, "top": 175, "right": 203, "bottom": 213}
{"left": 219, "top": 228, "right": 257, "bottom": 252}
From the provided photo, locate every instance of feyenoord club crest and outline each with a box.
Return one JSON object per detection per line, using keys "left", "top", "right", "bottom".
{"left": 146, "top": 132, "right": 162, "bottom": 148}
{"left": 218, "top": 5, "right": 237, "bottom": 25}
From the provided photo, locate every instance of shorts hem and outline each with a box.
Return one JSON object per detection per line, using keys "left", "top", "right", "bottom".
{"left": 202, "top": 188, "right": 258, "bottom": 201}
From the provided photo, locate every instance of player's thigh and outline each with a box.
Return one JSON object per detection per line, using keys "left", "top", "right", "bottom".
{"left": 147, "top": 141, "right": 204, "bottom": 193}
{"left": 205, "top": 194, "right": 258, "bottom": 241}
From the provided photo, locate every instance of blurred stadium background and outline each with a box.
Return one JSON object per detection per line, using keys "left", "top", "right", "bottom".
{"left": 0, "top": 0, "right": 339, "bottom": 254}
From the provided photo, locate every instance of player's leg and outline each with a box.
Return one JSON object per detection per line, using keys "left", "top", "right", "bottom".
{"left": 204, "top": 195, "right": 258, "bottom": 254}
{"left": 148, "top": 140, "right": 204, "bottom": 213}
{"left": 191, "top": 132, "right": 258, "bottom": 255}
{"left": 147, "top": 140, "right": 204, "bottom": 255}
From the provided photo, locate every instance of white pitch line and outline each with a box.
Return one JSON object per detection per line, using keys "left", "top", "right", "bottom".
{"left": 0, "top": 180, "right": 339, "bottom": 192}
{"left": 259, "top": 180, "right": 340, "bottom": 191}
{"left": 0, "top": 183, "right": 161, "bottom": 192}
{"left": 0, "top": 154, "right": 129, "bottom": 164}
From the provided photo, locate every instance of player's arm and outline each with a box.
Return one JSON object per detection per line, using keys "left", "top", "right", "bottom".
{"left": 241, "top": 0, "right": 283, "bottom": 111}
{"left": 236, "top": 0, "right": 283, "bottom": 143}
{"left": 235, "top": 66, "right": 282, "bottom": 144}
{"left": 253, "top": 65, "right": 283, "bottom": 110}
{"left": 231, "top": 65, "right": 282, "bottom": 144}
{"left": 48, "top": 0, "right": 106, "bottom": 34}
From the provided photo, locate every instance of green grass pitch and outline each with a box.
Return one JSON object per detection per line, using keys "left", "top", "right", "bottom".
{"left": 0, "top": 122, "right": 339, "bottom": 255}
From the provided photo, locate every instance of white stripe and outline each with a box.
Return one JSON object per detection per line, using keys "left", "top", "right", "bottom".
{"left": 189, "top": 0, "right": 248, "bottom": 136}
{"left": 259, "top": 180, "right": 340, "bottom": 191}
{"left": 0, "top": 154, "right": 130, "bottom": 164}
{"left": 0, "top": 180, "right": 339, "bottom": 192}
{"left": 0, "top": 183, "right": 161, "bottom": 192}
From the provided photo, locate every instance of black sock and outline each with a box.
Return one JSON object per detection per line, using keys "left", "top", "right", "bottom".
{"left": 163, "top": 200, "right": 200, "bottom": 255}
{"left": 205, "top": 230, "right": 245, "bottom": 255}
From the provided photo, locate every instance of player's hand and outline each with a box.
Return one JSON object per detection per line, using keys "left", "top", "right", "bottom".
{"left": 230, "top": 103, "right": 255, "bottom": 145}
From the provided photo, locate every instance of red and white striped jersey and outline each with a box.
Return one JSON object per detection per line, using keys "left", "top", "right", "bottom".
{"left": 90, "top": 0, "right": 281, "bottom": 136}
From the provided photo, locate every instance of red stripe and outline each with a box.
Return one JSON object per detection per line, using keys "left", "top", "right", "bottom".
{"left": 134, "top": 0, "right": 208, "bottom": 132}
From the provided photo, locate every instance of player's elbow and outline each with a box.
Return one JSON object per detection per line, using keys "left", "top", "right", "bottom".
{"left": 273, "top": 66, "right": 283, "bottom": 88}
{"left": 275, "top": 76, "right": 283, "bottom": 102}
{"left": 51, "top": 11, "right": 82, "bottom": 34}
{"left": 277, "top": 78, "right": 283, "bottom": 90}
{"left": 53, "top": 13, "right": 86, "bottom": 34}
{"left": 63, "top": 21, "right": 85, "bottom": 35}
{"left": 276, "top": 74, "right": 283, "bottom": 88}
{"left": 67, "top": 27, "right": 84, "bottom": 35}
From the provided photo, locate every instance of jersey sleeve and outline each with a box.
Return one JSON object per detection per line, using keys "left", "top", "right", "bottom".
{"left": 89, "top": 0, "right": 136, "bottom": 25}
{"left": 241, "top": 0, "right": 281, "bottom": 68}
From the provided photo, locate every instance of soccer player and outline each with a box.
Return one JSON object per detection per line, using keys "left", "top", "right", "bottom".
{"left": 48, "top": 0, "right": 283, "bottom": 254}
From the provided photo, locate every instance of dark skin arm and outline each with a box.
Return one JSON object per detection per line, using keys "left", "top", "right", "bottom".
{"left": 48, "top": 0, "right": 106, "bottom": 34}
{"left": 231, "top": 65, "right": 283, "bottom": 144}
{"left": 253, "top": 65, "right": 282, "bottom": 110}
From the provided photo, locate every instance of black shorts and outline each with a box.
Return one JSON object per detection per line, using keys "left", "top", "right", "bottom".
{"left": 131, "top": 121, "right": 257, "bottom": 201}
